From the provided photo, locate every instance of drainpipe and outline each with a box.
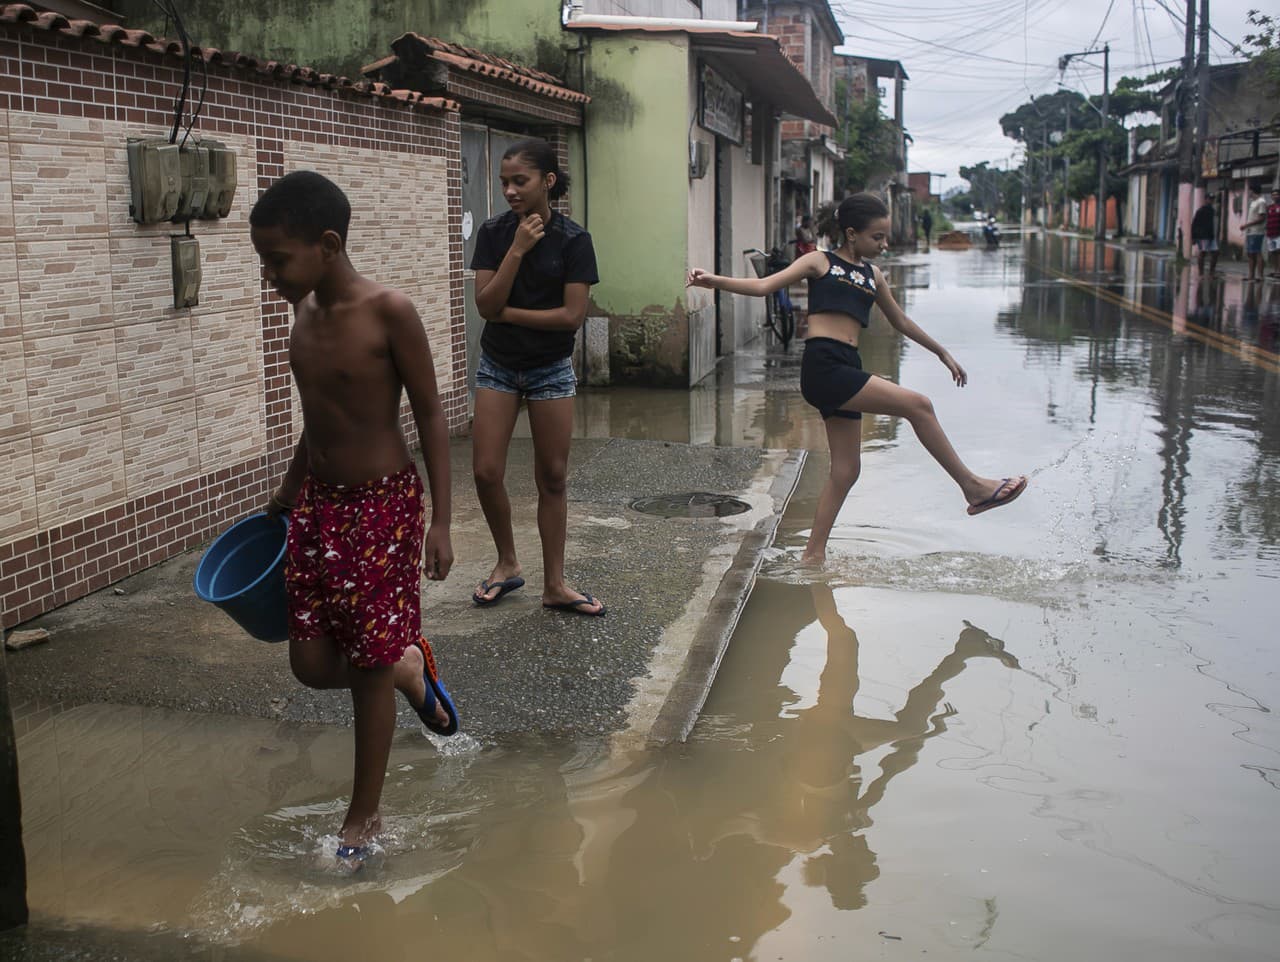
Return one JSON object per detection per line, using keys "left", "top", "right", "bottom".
{"left": 576, "top": 31, "right": 589, "bottom": 230}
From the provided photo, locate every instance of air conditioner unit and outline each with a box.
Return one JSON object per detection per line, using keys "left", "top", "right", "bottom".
{"left": 690, "top": 139, "right": 710, "bottom": 180}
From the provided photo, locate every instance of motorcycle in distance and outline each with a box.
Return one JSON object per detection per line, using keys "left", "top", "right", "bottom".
{"left": 982, "top": 216, "right": 1001, "bottom": 250}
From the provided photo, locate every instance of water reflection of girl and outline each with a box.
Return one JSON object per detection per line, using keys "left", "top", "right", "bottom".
{"left": 598, "top": 580, "right": 1022, "bottom": 957}
{"left": 689, "top": 193, "right": 1028, "bottom": 564}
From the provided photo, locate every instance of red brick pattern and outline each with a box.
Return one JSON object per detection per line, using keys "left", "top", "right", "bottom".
{"left": 0, "top": 19, "right": 465, "bottom": 628}
{"left": 770, "top": 10, "right": 834, "bottom": 143}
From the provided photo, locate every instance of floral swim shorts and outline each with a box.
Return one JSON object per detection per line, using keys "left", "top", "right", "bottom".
{"left": 285, "top": 463, "right": 425, "bottom": 668}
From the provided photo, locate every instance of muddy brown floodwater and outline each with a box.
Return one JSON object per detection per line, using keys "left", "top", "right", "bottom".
{"left": 5, "top": 233, "right": 1279, "bottom": 961}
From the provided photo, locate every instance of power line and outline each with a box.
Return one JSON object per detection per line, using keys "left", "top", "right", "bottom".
{"left": 1089, "top": 0, "right": 1119, "bottom": 50}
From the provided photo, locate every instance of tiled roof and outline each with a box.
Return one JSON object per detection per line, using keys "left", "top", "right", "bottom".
{"left": 371, "top": 33, "right": 590, "bottom": 105}
{"left": 0, "top": 3, "right": 459, "bottom": 111}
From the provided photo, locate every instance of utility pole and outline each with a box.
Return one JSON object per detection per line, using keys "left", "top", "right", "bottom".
{"left": 1041, "top": 124, "right": 1049, "bottom": 227}
{"left": 1098, "top": 44, "right": 1109, "bottom": 241}
{"left": 1063, "top": 103, "right": 1071, "bottom": 227}
{"left": 1176, "top": 0, "right": 1196, "bottom": 256}
{"left": 1059, "top": 45, "right": 1110, "bottom": 240}
{"left": 1193, "top": 0, "right": 1211, "bottom": 190}
{"left": 1177, "top": 0, "right": 1196, "bottom": 183}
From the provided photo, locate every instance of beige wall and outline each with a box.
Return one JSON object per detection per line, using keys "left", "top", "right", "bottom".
{"left": 1, "top": 111, "right": 259, "bottom": 544}
{"left": 1, "top": 112, "right": 458, "bottom": 550}
{"left": 280, "top": 142, "right": 454, "bottom": 440}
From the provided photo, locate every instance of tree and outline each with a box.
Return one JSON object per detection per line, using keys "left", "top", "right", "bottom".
{"left": 999, "top": 89, "right": 1086, "bottom": 147}
{"left": 959, "top": 161, "right": 1022, "bottom": 221}
{"left": 994, "top": 71, "right": 1168, "bottom": 212}
{"left": 1233, "top": 10, "right": 1280, "bottom": 99}
{"left": 832, "top": 78, "right": 900, "bottom": 194}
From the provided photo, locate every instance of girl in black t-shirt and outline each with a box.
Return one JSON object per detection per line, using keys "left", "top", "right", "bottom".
{"left": 468, "top": 139, "right": 605, "bottom": 616}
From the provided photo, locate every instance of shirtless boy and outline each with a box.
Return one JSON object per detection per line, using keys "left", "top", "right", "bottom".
{"left": 250, "top": 171, "right": 456, "bottom": 864}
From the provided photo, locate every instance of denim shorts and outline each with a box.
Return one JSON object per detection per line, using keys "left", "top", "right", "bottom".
{"left": 1246, "top": 234, "right": 1264, "bottom": 255}
{"left": 476, "top": 353, "right": 577, "bottom": 401}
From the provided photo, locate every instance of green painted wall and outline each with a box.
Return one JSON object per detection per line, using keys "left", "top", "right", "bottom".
{"left": 114, "top": 0, "right": 567, "bottom": 79}
{"left": 582, "top": 35, "right": 691, "bottom": 384}
{"left": 582, "top": 35, "right": 687, "bottom": 315}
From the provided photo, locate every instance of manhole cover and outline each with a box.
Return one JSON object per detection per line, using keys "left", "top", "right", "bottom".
{"left": 629, "top": 492, "right": 751, "bottom": 518}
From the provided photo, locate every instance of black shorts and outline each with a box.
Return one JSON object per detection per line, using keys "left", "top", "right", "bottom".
{"left": 800, "top": 337, "right": 872, "bottom": 420}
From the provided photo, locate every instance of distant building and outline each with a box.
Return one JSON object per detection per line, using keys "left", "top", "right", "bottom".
{"left": 742, "top": 1, "right": 845, "bottom": 251}
{"left": 909, "top": 171, "right": 941, "bottom": 206}
{"left": 834, "top": 54, "right": 913, "bottom": 245}
{"left": 1121, "top": 61, "right": 1276, "bottom": 254}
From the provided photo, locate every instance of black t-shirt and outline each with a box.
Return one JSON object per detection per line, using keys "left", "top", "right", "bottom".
{"left": 469, "top": 209, "right": 599, "bottom": 370}
{"left": 1190, "top": 204, "right": 1215, "bottom": 241}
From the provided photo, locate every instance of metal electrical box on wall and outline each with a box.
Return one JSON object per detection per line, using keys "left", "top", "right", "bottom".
{"left": 201, "top": 141, "right": 237, "bottom": 219}
{"left": 126, "top": 137, "right": 237, "bottom": 224}
{"left": 171, "top": 236, "right": 201, "bottom": 308}
{"left": 126, "top": 138, "right": 181, "bottom": 223}
{"left": 173, "top": 144, "right": 210, "bottom": 221}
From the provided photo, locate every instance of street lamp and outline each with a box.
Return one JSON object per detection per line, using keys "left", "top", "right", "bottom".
{"left": 1059, "top": 44, "right": 1110, "bottom": 241}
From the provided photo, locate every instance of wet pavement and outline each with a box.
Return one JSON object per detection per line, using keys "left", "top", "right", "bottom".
{"left": 3, "top": 232, "right": 1280, "bottom": 961}
{"left": 4, "top": 438, "right": 803, "bottom": 746}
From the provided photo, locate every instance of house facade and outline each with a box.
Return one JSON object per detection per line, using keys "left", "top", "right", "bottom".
{"left": 1, "top": 3, "right": 466, "bottom": 629}
{"left": 1122, "top": 62, "right": 1277, "bottom": 255}
{"left": 741, "top": 0, "right": 844, "bottom": 251}
{"left": 834, "top": 53, "right": 913, "bottom": 245}
{"left": 116, "top": 0, "right": 835, "bottom": 387}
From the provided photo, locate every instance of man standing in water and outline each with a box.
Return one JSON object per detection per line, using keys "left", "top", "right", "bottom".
{"left": 1191, "top": 196, "right": 1219, "bottom": 275}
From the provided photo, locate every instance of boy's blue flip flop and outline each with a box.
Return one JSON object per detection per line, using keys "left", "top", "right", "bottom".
{"left": 413, "top": 636, "right": 459, "bottom": 736}
{"left": 472, "top": 576, "right": 525, "bottom": 606}
{"left": 336, "top": 843, "right": 370, "bottom": 863}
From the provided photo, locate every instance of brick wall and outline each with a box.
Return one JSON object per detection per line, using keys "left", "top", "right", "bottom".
{"left": 0, "top": 19, "right": 465, "bottom": 628}
{"left": 770, "top": 10, "right": 832, "bottom": 144}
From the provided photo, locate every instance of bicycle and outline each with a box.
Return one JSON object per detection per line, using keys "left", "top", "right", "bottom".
{"left": 743, "top": 247, "right": 796, "bottom": 349}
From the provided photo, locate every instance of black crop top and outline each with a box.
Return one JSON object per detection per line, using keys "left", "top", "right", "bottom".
{"left": 807, "top": 251, "right": 877, "bottom": 327}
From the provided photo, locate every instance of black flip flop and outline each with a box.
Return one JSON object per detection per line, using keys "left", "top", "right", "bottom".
{"left": 542, "top": 592, "right": 606, "bottom": 617}
{"left": 473, "top": 576, "right": 525, "bottom": 607}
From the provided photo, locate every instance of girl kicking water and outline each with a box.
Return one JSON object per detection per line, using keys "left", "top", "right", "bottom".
{"left": 687, "top": 193, "right": 1027, "bottom": 564}
{"left": 469, "top": 138, "right": 605, "bottom": 615}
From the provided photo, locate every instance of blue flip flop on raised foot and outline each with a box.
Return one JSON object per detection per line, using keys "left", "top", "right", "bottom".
{"left": 336, "top": 843, "right": 370, "bottom": 863}
{"left": 472, "top": 575, "right": 525, "bottom": 607}
{"left": 542, "top": 591, "right": 606, "bottom": 617}
{"left": 413, "top": 636, "right": 459, "bottom": 736}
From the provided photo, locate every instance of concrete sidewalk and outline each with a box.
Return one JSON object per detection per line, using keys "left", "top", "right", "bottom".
{"left": 4, "top": 437, "right": 803, "bottom": 747}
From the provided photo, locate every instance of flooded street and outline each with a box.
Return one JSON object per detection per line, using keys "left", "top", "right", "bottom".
{"left": 6, "top": 234, "right": 1280, "bottom": 961}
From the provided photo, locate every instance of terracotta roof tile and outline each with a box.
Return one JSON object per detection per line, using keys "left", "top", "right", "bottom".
{"left": 370, "top": 33, "right": 590, "bottom": 105}
{"left": 0, "top": 2, "right": 459, "bottom": 112}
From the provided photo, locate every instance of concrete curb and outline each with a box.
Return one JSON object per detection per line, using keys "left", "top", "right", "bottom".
{"left": 638, "top": 448, "right": 806, "bottom": 747}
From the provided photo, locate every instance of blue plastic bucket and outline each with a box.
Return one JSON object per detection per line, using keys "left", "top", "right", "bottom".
{"left": 194, "top": 512, "right": 290, "bottom": 642}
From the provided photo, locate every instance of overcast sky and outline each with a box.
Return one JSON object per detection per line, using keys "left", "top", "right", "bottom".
{"left": 826, "top": 0, "right": 1261, "bottom": 191}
